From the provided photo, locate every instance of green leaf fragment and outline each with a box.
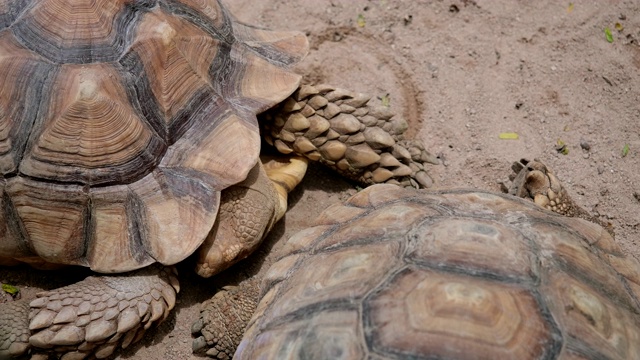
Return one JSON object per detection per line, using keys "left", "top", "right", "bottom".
{"left": 499, "top": 132, "right": 519, "bottom": 140}
{"left": 2, "top": 283, "right": 19, "bottom": 295}
{"left": 556, "top": 139, "right": 569, "bottom": 155}
{"left": 605, "top": 27, "right": 613, "bottom": 43}
{"left": 381, "top": 94, "right": 391, "bottom": 107}
{"left": 622, "top": 143, "right": 630, "bottom": 157}
{"left": 357, "top": 14, "right": 366, "bottom": 28}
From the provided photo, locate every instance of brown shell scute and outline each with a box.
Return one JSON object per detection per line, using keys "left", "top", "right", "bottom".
{"left": 19, "top": 64, "right": 166, "bottom": 185}
{"left": 0, "top": 31, "right": 51, "bottom": 175}
{"left": 0, "top": 0, "right": 308, "bottom": 270}
{"left": 238, "top": 185, "right": 640, "bottom": 359}
{"left": 9, "top": 0, "right": 153, "bottom": 63}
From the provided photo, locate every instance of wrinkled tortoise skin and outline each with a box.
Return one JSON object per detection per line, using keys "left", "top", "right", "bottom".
{"left": 237, "top": 184, "right": 640, "bottom": 360}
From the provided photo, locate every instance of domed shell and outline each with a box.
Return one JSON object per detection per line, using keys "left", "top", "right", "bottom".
{"left": 0, "top": 0, "right": 308, "bottom": 272}
{"left": 237, "top": 184, "right": 640, "bottom": 359}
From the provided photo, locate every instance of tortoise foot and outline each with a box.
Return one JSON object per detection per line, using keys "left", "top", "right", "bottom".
{"left": 192, "top": 279, "right": 259, "bottom": 359}
{"left": 22, "top": 266, "right": 178, "bottom": 359}
{"left": 0, "top": 300, "right": 30, "bottom": 360}
{"left": 261, "top": 84, "right": 438, "bottom": 189}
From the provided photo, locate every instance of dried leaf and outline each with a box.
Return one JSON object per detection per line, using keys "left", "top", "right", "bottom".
{"left": 605, "top": 27, "right": 614, "bottom": 43}
{"left": 1, "top": 283, "right": 19, "bottom": 295}
{"left": 615, "top": 22, "right": 624, "bottom": 32}
{"left": 357, "top": 14, "right": 366, "bottom": 28}
{"left": 622, "top": 143, "right": 630, "bottom": 157}
{"left": 380, "top": 94, "right": 391, "bottom": 107}
{"left": 499, "top": 132, "right": 519, "bottom": 140}
{"left": 567, "top": 3, "right": 574, "bottom": 13}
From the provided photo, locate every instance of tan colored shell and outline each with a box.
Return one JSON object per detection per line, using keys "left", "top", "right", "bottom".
{"left": 237, "top": 184, "right": 640, "bottom": 359}
{"left": 0, "top": 0, "right": 308, "bottom": 272}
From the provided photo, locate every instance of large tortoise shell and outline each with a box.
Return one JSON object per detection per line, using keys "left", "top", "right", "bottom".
{"left": 0, "top": 0, "right": 308, "bottom": 272}
{"left": 237, "top": 184, "right": 640, "bottom": 359}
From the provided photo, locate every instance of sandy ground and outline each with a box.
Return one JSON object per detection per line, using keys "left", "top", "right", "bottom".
{"left": 1, "top": 0, "right": 639, "bottom": 359}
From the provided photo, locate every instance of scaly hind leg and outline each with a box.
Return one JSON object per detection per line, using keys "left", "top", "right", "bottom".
{"left": 0, "top": 300, "right": 30, "bottom": 359}
{"left": 0, "top": 266, "right": 178, "bottom": 359}
{"left": 261, "top": 84, "right": 439, "bottom": 188}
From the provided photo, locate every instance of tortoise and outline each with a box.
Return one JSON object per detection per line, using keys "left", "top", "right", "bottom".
{"left": 226, "top": 160, "right": 640, "bottom": 360}
{"left": 0, "top": 0, "right": 437, "bottom": 359}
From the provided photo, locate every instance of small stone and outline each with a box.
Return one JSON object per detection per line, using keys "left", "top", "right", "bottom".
{"left": 580, "top": 140, "right": 591, "bottom": 151}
